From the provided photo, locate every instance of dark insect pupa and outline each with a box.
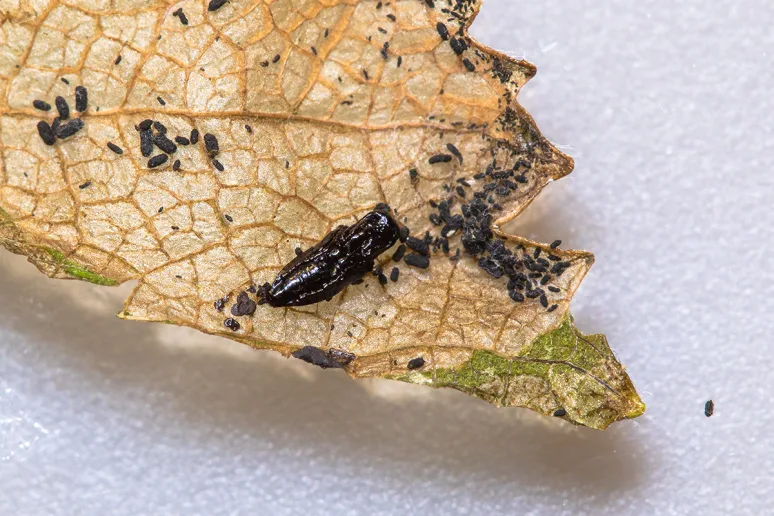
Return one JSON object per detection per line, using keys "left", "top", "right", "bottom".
{"left": 262, "top": 209, "right": 401, "bottom": 307}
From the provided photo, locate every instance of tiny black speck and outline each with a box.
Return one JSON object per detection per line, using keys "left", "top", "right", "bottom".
{"left": 553, "top": 408, "right": 567, "bottom": 417}
{"left": 705, "top": 400, "right": 714, "bottom": 417}
{"left": 78, "top": 182, "right": 91, "bottom": 189}
{"left": 212, "top": 159, "right": 224, "bottom": 172}
{"left": 157, "top": 96, "right": 166, "bottom": 106}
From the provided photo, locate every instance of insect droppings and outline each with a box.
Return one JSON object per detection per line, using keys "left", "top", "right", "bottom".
{"left": 450, "top": 37, "right": 467, "bottom": 55}
{"left": 173, "top": 8, "right": 189, "bottom": 25}
{"left": 224, "top": 318, "right": 240, "bottom": 331}
{"left": 436, "top": 22, "right": 449, "bottom": 40}
{"left": 429, "top": 154, "right": 452, "bottom": 164}
{"left": 33, "top": 100, "right": 51, "bottom": 111}
{"left": 230, "top": 291, "right": 257, "bottom": 317}
{"left": 54, "top": 119, "right": 84, "bottom": 139}
{"left": 212, "top": 159, "right": 224, "bottom": 172}
{"left": 140, "top": 130, "right": 153, "bottom": 157}
{"left": 174, "top": 136, "right": 190, "bottom": 145}
{"left": 190, "top": 128, "right": 199, "bottom": 144}
{"left": 153, "top": 133, "right": 177, "bottom": 154}
{"left": 214, "top": 296, "right": 228, "bottom": 311}
{"left": 36, "top": 121, "right": 55, "bottom": 146}
{"left": 74, "top": 86, "right": 87, "bottom": 112}
{"left": 55, "top": 96, "right": 69, "bottom": 120}
{"left": 705, "top": 400, "right": 714, "bottom": 417}
{"left": 107, "top": 142, "right": 123, "bottom": 154}
{"left": 172, "top": 159, "right": 181, "bottom": 171}
{"left": 406, "top": 236, "right": 429, "bottom": 256}
{"left": 204, "top": 133, "right": 219, "bottom": 156}
{"left": 156, "top": 96, "right": 166, "bottom": 106}
{"left": 208, "top": 0, "right": 228, "bottom": 11}
{"left": 446, "top": 143, "right": 463, "bottom": 163}
{"left": 553, "top": 408, "right": 567, "bottom": 417}
{"left": 148, "top": 154, "right": 168, "bottom": 168}
{"left": 392, "top": 244, "right": 406, "bottom": 262}
{"left": 291, "top": 346, "right": 344, "bottom": 369}
{"left": 404, "top": 253, "right": 430, "bottom": 269}
{"left": 390, "top": 267, "right": 399, "bottom": 282}
{"left": 407, "top": 357, "right": 425, "bottom": 370}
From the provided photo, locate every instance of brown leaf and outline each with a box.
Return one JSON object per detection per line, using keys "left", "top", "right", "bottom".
{"left": 0, "top": 0, "right": 643, "bottom": 429}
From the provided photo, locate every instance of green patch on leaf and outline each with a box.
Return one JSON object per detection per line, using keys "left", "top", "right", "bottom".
{"left": 43, "top": 248, "right": 118, "bottom": 286}
{"left": 390, "top": 316, "right": 645, "bottom": 430}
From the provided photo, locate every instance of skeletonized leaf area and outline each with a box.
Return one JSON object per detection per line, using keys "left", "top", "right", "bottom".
{"left": 0, "top": 0, "right": 643, "bottom": 429}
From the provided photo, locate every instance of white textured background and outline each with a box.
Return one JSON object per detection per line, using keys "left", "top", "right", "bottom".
{"left": 2, "top": 1, "right": 773, "bottom": 514}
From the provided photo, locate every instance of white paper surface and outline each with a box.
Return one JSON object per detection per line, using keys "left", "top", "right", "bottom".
{"left": 2, "top": 1, "right": 772, "bottom": 514}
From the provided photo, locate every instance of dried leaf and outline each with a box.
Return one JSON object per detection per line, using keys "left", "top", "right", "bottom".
{"left": 0, "top": 0, "right": 643, "bottom": 429}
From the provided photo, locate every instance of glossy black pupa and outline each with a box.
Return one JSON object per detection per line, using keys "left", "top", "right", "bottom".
{"left": 261, "top": 209, "right": 401, "bottom": 307}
